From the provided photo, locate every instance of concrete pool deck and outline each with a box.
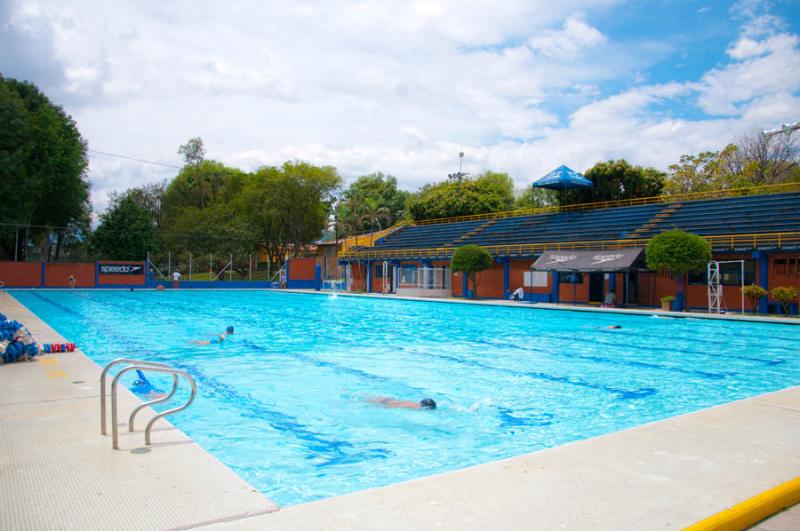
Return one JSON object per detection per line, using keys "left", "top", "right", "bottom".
{"left": 1, "top": 290, "right": 798, "bottom": 530}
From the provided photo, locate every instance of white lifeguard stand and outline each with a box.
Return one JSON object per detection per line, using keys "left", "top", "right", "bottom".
{"left": 707, "top": 260, "right": 745, "bottom": 314}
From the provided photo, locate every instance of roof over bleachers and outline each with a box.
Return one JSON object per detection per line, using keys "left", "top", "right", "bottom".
{"left": 340, "top": 185, "right": 800, "bottom": 260}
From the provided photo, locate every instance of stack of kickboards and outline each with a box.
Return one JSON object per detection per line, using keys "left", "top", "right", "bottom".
{"left": 0, "top": 313, "right": 40, "bottom": 363}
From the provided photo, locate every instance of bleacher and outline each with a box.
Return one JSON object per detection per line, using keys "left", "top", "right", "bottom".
{"left": 635, "top": 192, "right": 800, "bottom": 238}
{"left": 367, "top": 191, "right": 800, "bottom": 252}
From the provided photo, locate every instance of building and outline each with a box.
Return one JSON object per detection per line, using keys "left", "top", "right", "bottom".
{"left": 337, "top": 185, "right": 800, "bottom": 314}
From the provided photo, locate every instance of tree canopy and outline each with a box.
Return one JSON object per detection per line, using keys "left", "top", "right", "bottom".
{"left": 342, "top": 172, "right": 410, "bottom": 231}
{"left": 0, "top": 75, "right": 90, "bottom": 261}
{"left": 645, "top": 230, "right": 711, "bottom": 274}
{"left": 564, "top": 160, "right": 665, "bottom": 205}
{"left": 90, "top": 195, "right": 158, "bottom": 260}
{"left": 451, "top": 245, "right": 493, "bottom": 298}
{"left": 665, "top": 131, "right": 800, "bottom": 194}
{"left": 407, "top": 171, "right": 515, "bottom": 221}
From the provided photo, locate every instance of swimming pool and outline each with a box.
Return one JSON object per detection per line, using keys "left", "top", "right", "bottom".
{"left": 12, "top": 290, "right": 800, "bottom": 506}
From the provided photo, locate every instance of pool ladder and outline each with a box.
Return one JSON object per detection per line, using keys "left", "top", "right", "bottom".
{"left": 100, "top": 358, "right": 197, "bottom": 450}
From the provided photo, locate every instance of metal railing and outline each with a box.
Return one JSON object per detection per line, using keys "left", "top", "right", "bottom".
{"left": 100, "top": 358, "right": 197, "bottom": 449}
{"left": 339, "top": 231, "right": 800, "bottom": 260}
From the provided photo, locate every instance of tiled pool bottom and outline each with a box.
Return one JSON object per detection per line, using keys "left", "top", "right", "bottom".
{"left": 11, "top": 289, "right": 800, "bottom": 506}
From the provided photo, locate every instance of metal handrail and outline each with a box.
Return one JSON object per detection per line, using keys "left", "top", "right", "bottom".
{"left": 340, "top": 231, "right": 800, "bottom": 260}
{"left": 110, "top": 365, "right": 196, "bottom": 449}
{"left": 100, "top": 358, "right": 174, "bottom": 435}
{"left": 128, "top": 373, "right": 179, "bottom": 433}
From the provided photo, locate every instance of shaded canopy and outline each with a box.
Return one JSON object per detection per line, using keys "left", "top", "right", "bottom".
{"left": 532, "top": 165, "right": 593, "bottom": 190}
{"left": 532, "top": 248, "right": 645, "bottom": 272}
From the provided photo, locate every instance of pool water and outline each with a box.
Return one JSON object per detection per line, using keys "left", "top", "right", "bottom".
{"left": 12, "top": 290, "right": 800, "bottom": 506}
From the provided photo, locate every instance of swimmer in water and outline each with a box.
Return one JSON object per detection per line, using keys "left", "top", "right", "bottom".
{"left": 599, "top": 325, "right": 622, "bottom": 330}
{"left": 191, "top": 325, "right": 234, "bottom": 345}
{"left": 368, "top": 396, "right": 437, "bottom": 410}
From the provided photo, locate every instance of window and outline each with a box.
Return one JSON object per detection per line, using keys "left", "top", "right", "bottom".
{"left": 721, "top": 260, "right": 755, "bottom": 285}
{"left": 774, "top": 258, "right": 798, "bottom": 276}
{"left": 560, "top": 272, "right": 583, "bottom": 284}
{"left": 689, "top": 260, "right": 755, "bottom": 285}
{"left": 524, "top": 271, "right": 549, "bottom": 287}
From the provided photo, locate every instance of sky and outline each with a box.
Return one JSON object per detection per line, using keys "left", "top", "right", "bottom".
{"left": 2, "top": 0, "right": 799, "bottom": 215}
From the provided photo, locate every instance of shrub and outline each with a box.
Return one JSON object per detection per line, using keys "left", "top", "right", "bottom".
{"left": 646, "top": 230, "right": 711, "bottom": 310}
{"left": 770, "top": 286, "right": 799, "bottom": 316}
{"left": 742, "top": 285, "right": 767, "bottom": 314}
{"left": 660, "top": 295, "right": 675, "bottom": 303}
{"left": 451, "top": 245, "right": 493, "bottom": 299}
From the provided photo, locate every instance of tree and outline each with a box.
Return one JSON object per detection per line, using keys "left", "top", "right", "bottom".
{"left": 564, "top": 160, "right": 665, "bottom": 205}
{"left": 177, "top": 137, "right": 210, "bottom": 207}
{"left": 245, "top": 161, "right": 341, "bottom": 270}
{"left": 343, "top": 173, "right": 410, "bottom": 229}
{"left": 742, "top": 285, "right": 767, "bottom": 315}
{"left": 0, "top": 75, "right": 90, "bottom": 261}
{"left": 770, "top": 287, "right": 798, "bottom": 317}
{"left": 451, "top": 245, "right": 493, "bottom": 299}
{"left": 358, "top": 198, "right": 392, "bottom": 232}
{"left": 514, "top": 186, "right": 558, "bottom": 210}
{"left": 646, "top": 230, "right": 712, "bottom": 311}
{"left": 407, "top": 171, "right": 515, "bottom": 221}
{"left": 665, "top": 130, "right": 800, "bottom": 195}
{"left": 90, "top": 196, "right": 158, "bottom": 260}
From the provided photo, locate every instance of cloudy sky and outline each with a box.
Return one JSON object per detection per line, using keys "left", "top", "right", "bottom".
{"left": 2, "top": 0, "right": 799, "bottom": 214}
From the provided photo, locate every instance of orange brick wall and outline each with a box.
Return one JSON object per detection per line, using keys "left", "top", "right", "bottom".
{"left": 0, "top": 262, "right": 41, "bottom": 287}
{"left": 289, "top": 258, "right": 317, "bottom": 281}
{"left": 45, "top": 263, "right": 95, "bottom": 287}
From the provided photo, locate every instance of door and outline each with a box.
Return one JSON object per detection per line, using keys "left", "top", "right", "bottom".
{"left": 589, "top": 272, "right": 604, "bottom": 303}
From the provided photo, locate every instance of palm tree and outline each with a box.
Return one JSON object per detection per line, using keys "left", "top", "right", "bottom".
{"left": 358, "top": 198, "right": 392, "bottom": 233}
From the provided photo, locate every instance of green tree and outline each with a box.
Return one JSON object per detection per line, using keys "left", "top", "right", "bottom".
{"left": 565, "top": 160, "right": 665, "bottom": 205}
{"left": 514, "top": 186, "right": 558, "bottom": 210}
{"left": 0, "top": 75, "right": 90, "bottom": 261}
{"left": 646, "top": 230, "right": 712, "bottom": 311}
{"left": 742, "top": 285, "right": 767, "bottom": 315}
{"left": 245, "top": 161, "right": 341, "bottom": 269}
{"left": 90, "top": 196, "right": 158, "bottom": 260}
{"left": 343, "top": 173, "right": 410, "bottom": 229}
{"left": 451, "top": 245, "right": 493, "bottom": 299}
{"left": 770, "top": 287, "right": 798, "bottom": 317}
{"left": 407, "top": 171, "right": 515, "bottom": 221}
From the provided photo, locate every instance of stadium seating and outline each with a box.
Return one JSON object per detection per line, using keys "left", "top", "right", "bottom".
{"left": 367, "top": 191, "right": 800, "bottom": 251}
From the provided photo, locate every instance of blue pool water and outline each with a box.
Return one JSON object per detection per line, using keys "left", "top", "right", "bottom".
{"left": 12, "top": 290, "right": 800, "bottom": 506}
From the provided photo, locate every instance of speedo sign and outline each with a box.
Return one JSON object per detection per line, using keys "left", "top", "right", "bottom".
{"left": 98, "top": 263, "right": 144, "bottom": 275}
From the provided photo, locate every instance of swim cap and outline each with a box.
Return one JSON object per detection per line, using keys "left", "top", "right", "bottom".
{"left": 226, "top": 326, "right": 234, "bottom": 334}
{"left": 420, "top": 398, "right": 437, "bottom": 410}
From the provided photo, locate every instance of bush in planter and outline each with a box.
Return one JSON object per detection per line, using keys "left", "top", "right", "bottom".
{"left": 451, "top": 245, "right": 493, "bottom": 299}
{"left": 646, "top": 230, "right": 711, "bottom": 311}
{"left": 742, "top": 285, "right": 767, "bottom": 314}
{"left": 770, "top": 286, "right": 799, "bottom": 316}
{"left": 660, "top": 295, "right": 675, "bottom": 310}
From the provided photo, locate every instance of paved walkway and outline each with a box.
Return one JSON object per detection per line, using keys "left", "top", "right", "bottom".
{"left": 0, "top": 293, "right": 278, "bottom": 530}
{"left": 1, "top": 290, "right": 798, "bottom": 530}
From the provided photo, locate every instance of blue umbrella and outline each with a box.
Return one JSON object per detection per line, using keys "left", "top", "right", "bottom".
{"left": 532, "top": 165, "right": 593, "bottom": 206}
{"left": 533, "top": 165, "right": 593, "bottom": 190}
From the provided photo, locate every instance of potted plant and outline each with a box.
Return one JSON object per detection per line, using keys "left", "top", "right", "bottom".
{"left": 770, "top": 286, "right": 799, "bottom": 317}
{"left": 742, "top": 284, "right": 767, "bottom": 314}
{"left": 660, "top": 295, "right": 675, "bottom": 311}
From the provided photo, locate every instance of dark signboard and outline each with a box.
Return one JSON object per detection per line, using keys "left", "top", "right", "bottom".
{"left": 99, "top": 263, "right": 144, "bottom": 275}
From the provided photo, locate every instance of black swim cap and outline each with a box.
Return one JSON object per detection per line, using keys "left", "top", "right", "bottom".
{"left": 226, "top": 326, "right": 234, "bottom": 334}
{"left": 420, "top": 398, "right": 437, "bottom": 410}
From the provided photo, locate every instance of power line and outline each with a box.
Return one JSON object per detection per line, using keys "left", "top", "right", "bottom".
{"left": 88, "top": 149, "right": 182, "bottom": 169}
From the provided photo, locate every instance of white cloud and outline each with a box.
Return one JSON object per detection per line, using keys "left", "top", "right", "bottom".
{"left": 2, "top": 0, "right": 799, "bottom": 216}
{"left": 527, "top": 16, "right": 607, "bottom": 59}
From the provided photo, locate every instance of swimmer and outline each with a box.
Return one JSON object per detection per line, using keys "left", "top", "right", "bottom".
{"left": 598, "top": 325, "right": 622, "bottom": 330}
{"left": 191, "top": 325, "right": 234, "bottom": 345}
{"left": 368, "top": 396, "right": 437, "bottom": 410}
